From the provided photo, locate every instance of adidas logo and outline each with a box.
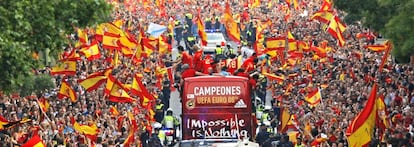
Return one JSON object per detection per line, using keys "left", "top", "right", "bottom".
{"left": 234, "top": 99, "right": 247, "bottom": 108}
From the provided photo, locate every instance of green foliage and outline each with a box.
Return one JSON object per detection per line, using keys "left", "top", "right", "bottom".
{"left": 334, "top": 0, "right": 414, "bottom": 63}
{"left": 0, "top": 0, "right": 112, "bottom": 93}
{"left": 20, "top": 74, "right": 55, "bottom": 97}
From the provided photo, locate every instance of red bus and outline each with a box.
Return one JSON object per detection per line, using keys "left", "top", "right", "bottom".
{"left": 181, "top": 76, "right": 255, "bottom": 141}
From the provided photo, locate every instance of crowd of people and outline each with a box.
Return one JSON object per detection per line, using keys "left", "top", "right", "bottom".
{"left": 0, "top": 0, "right": 413, "bottom": 146}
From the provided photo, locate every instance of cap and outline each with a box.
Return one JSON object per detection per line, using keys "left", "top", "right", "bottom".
{"left": 167, "top": 108, "right": 173, "bottom": 112}
{"left": 264, "top": 106, "right": 272, "bottom": 110}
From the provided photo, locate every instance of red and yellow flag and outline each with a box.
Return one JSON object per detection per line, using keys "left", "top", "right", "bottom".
{"left": 37, "top": 97, "right": 50, "bottom": 113}
{"left": 266, "top": 36, "right": 286, "bottom": 57}
{"left": 109, "top": 106, "right": 120, "bottom": 116}
{"left": 346, "top": 84, "right": 377, "bottom": 147}
{"left": 79, "top": 42, "right": 101, "bottom": 60}
{"left": 21, "top": 134, "right": 46, "bottom": 147}
{"left": 326, "top": 16, "right": 346, "bottom": 47}
{"left": 79, "top": 72, "right": 107, "bottom": 92}
{"left": 76, "top": 28, "right": 89, "bottom": 48}
{"left": 50, "top": 60, "right": 77, "bottom": 76}
{"left": 287, "top": 31, "right": 297, "bottom": 52}
{"left": 262, "top": 73, "right": 285, "bottom": 83}
{"left": 128, "top": 111, "right": 138, "bottom": 130}
{"left": 123, "top": 129, "right": 135, "bottom": 147}
{"left": 310, "top": 10, "right": 334, "bottom": 24}
{"left": 279, "top": 107, "right": 291, "bottom": 133}
{"left": 102, "top": 32, "right": 120, "bottom": 50}
{"left": 305, "top": 88, "right": 322, "bottom": 107}
{"left": 0, "top": 115, "right": 9, "bottom": 131}
{"left": 71, "top": 117, "right": 99, "bottom": 142}
{"left": 196, "top": 9, "right": 207, "bottom": 46}
{"left": 158, "top": 35, "right": 170, "bottom": 55}
{"left": 320, "top": 0, "right": 332, "bottom": 11}
{"left": 223, "top": 2, "right": 240, "bottom": 43}
{"left": 58, "top": 80, "right": 77, "bottom": 102}
{"left": 108, "top": 76, "right": 136, "bottom": 103}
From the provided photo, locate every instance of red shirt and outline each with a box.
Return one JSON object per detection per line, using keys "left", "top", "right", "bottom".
{"left": 181, "top": 68, "right": 196, "bottom": 79}
{"left": 227, "top": 58, "right": 239, "bottom": 74}
{"left": 181, "top": 52, "right": 193, "bottom": 68}
{"left": 248, "top": 78, "right": 257, "bottom": 89}
{"left": 193, "top": 50, "right": 203, "bottom": 71}
{"left": 241, "top": 57, "right": 256, "bottom": 73}
{"left": 202, "top": 56, "right": 214, "bottom": 74}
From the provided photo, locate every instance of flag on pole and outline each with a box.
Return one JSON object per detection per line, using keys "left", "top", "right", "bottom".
{"left": 346, "top": 84, "right": 378, "bottom": 147}
{"left": 21, "top": 134, "right": 46, "bottom": 147}
{"left": 58, "top": 80, "right": 77, "bottom": 102}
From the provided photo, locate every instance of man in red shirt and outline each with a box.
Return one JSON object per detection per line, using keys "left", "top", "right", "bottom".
{"left": 202, "top": 55, "right": 214, "bottom": 74}
{"left": 180, "top": 64, "right": 207, "bottom": 94}
{"left": 193, "top": 45, "right": 204, "bottom": 72}
{"left": 241, "top": 56, "right": 258, "bottom": 73}
{"left": 226, "top": 54, "right": 239, "bottom": 74}
{"left": 176, "top": 45, "right": 193, "bottom": 68}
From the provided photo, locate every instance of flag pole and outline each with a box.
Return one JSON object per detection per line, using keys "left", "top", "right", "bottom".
{"left": 35, "top": 97, "right": 52, "bottom": 123}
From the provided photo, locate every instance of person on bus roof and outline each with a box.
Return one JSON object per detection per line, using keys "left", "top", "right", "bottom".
{"left": 180, "top": 64, "right": 207, "bottom": 89}
{"left": 174, "top": 46, "right": 193, "bottom": 68}
{"left": 193, "top": 45, "right": 204, "bottom": 72}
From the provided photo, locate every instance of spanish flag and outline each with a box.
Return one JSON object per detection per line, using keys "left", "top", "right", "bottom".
{"left": 102, "top": 22, "right": 124, "bottom": 36}
{"left": 223, "top": 2, "right": 241, "bottom": 43}
{"left": 131, "top": 74, "right": 143, "bottom": 96}
{"left": 137, "top": 79, "right": 155, "bottom": 107}
{"left": 108, "top": 76, "right": 136, "bottom": 103}
{"left": 298, "top": 40, "right": 310, "bottom": 52}
{"left": 110, "top": 105, "right": 120, "bottom": 117}
{"left": 79, "top": 41, "right": 101, "bottom": 60}
{"left": 21, "top": 134, "right": 46, "bottom": 147}
{"left": 123, "top": 129, "right": 135, "bottom": 147}
{"left": 102, "top": 32, "right": 120, "bottom": 50}
{"left": 79, "top": 72, "right": 107, "bottom": 92}
{"left": 71, "top": 117, "right": 99, "bottom": 142}
{"left": 326, "top": 16, "right": 346, "bottom": 47}
{"left": 310, "top": 10, "right": 334, "bottom": 24}
{"left": 128, "top": 111, "right": 138, "bottom": 130}
{"left": 376, "top": 94, "right": 389, "bottom": 131}
{"left": 0, "top": 115, "right": 9, "bottom": 131}
{"left": 58, "top": 80, "right": 77, "bottom": 102}
{"left": 37, "top": 97, "right": 50, "bottom": 113}
{"left": 76, "top": 28, "right": 88, "bottom": 47}
{"left": 346, "top": 84, "right": 377, "bottom": 147}
{"left": 142, "top": 37, "right": 156, "bottom": 57}
{"left": 105, "top": 74, "right": 115, "bottom": 94}
{"left": 305, "top": 88, "right": 322, "bottom": 107}
{"left": 262, "top": 72, "right": 285, "bottom": 83}
{"left": 364, "top": 42, "right": 388, "bottom": 52}
{"left": 64, "top": 49, "right": 81, "bottom": 61}
{"left": 50, "top": 60, "right": 77, "bottom": 76}
{"left": 266, "top": 37, "right": 286, "bottom": 51}
{"left": 118, "top": 31, "right": 138, "bottom": 57}
{"left": 320, "top": 0, "right": 332, "bottom": 11}
{"left": 287, "top": 31, "right": 297, "bottom": 52}
{"left": 279, "top": 107, "right": 291, "bottom": 133}
{"left": 196, "top": 9, "right": 208, "bottom": 46}
{"left": 158, "top": 35, "right": 170, "bottom": 55}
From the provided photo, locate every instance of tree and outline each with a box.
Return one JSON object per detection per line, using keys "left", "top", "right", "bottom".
{"left": 0, "top": 0, "right": 112, "bottom": 93}
{"left": 334, "top": 0, "right": 414, "bottom": 63}
{"left": 20, "top": 74, "right": 55, "bottom": 98}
